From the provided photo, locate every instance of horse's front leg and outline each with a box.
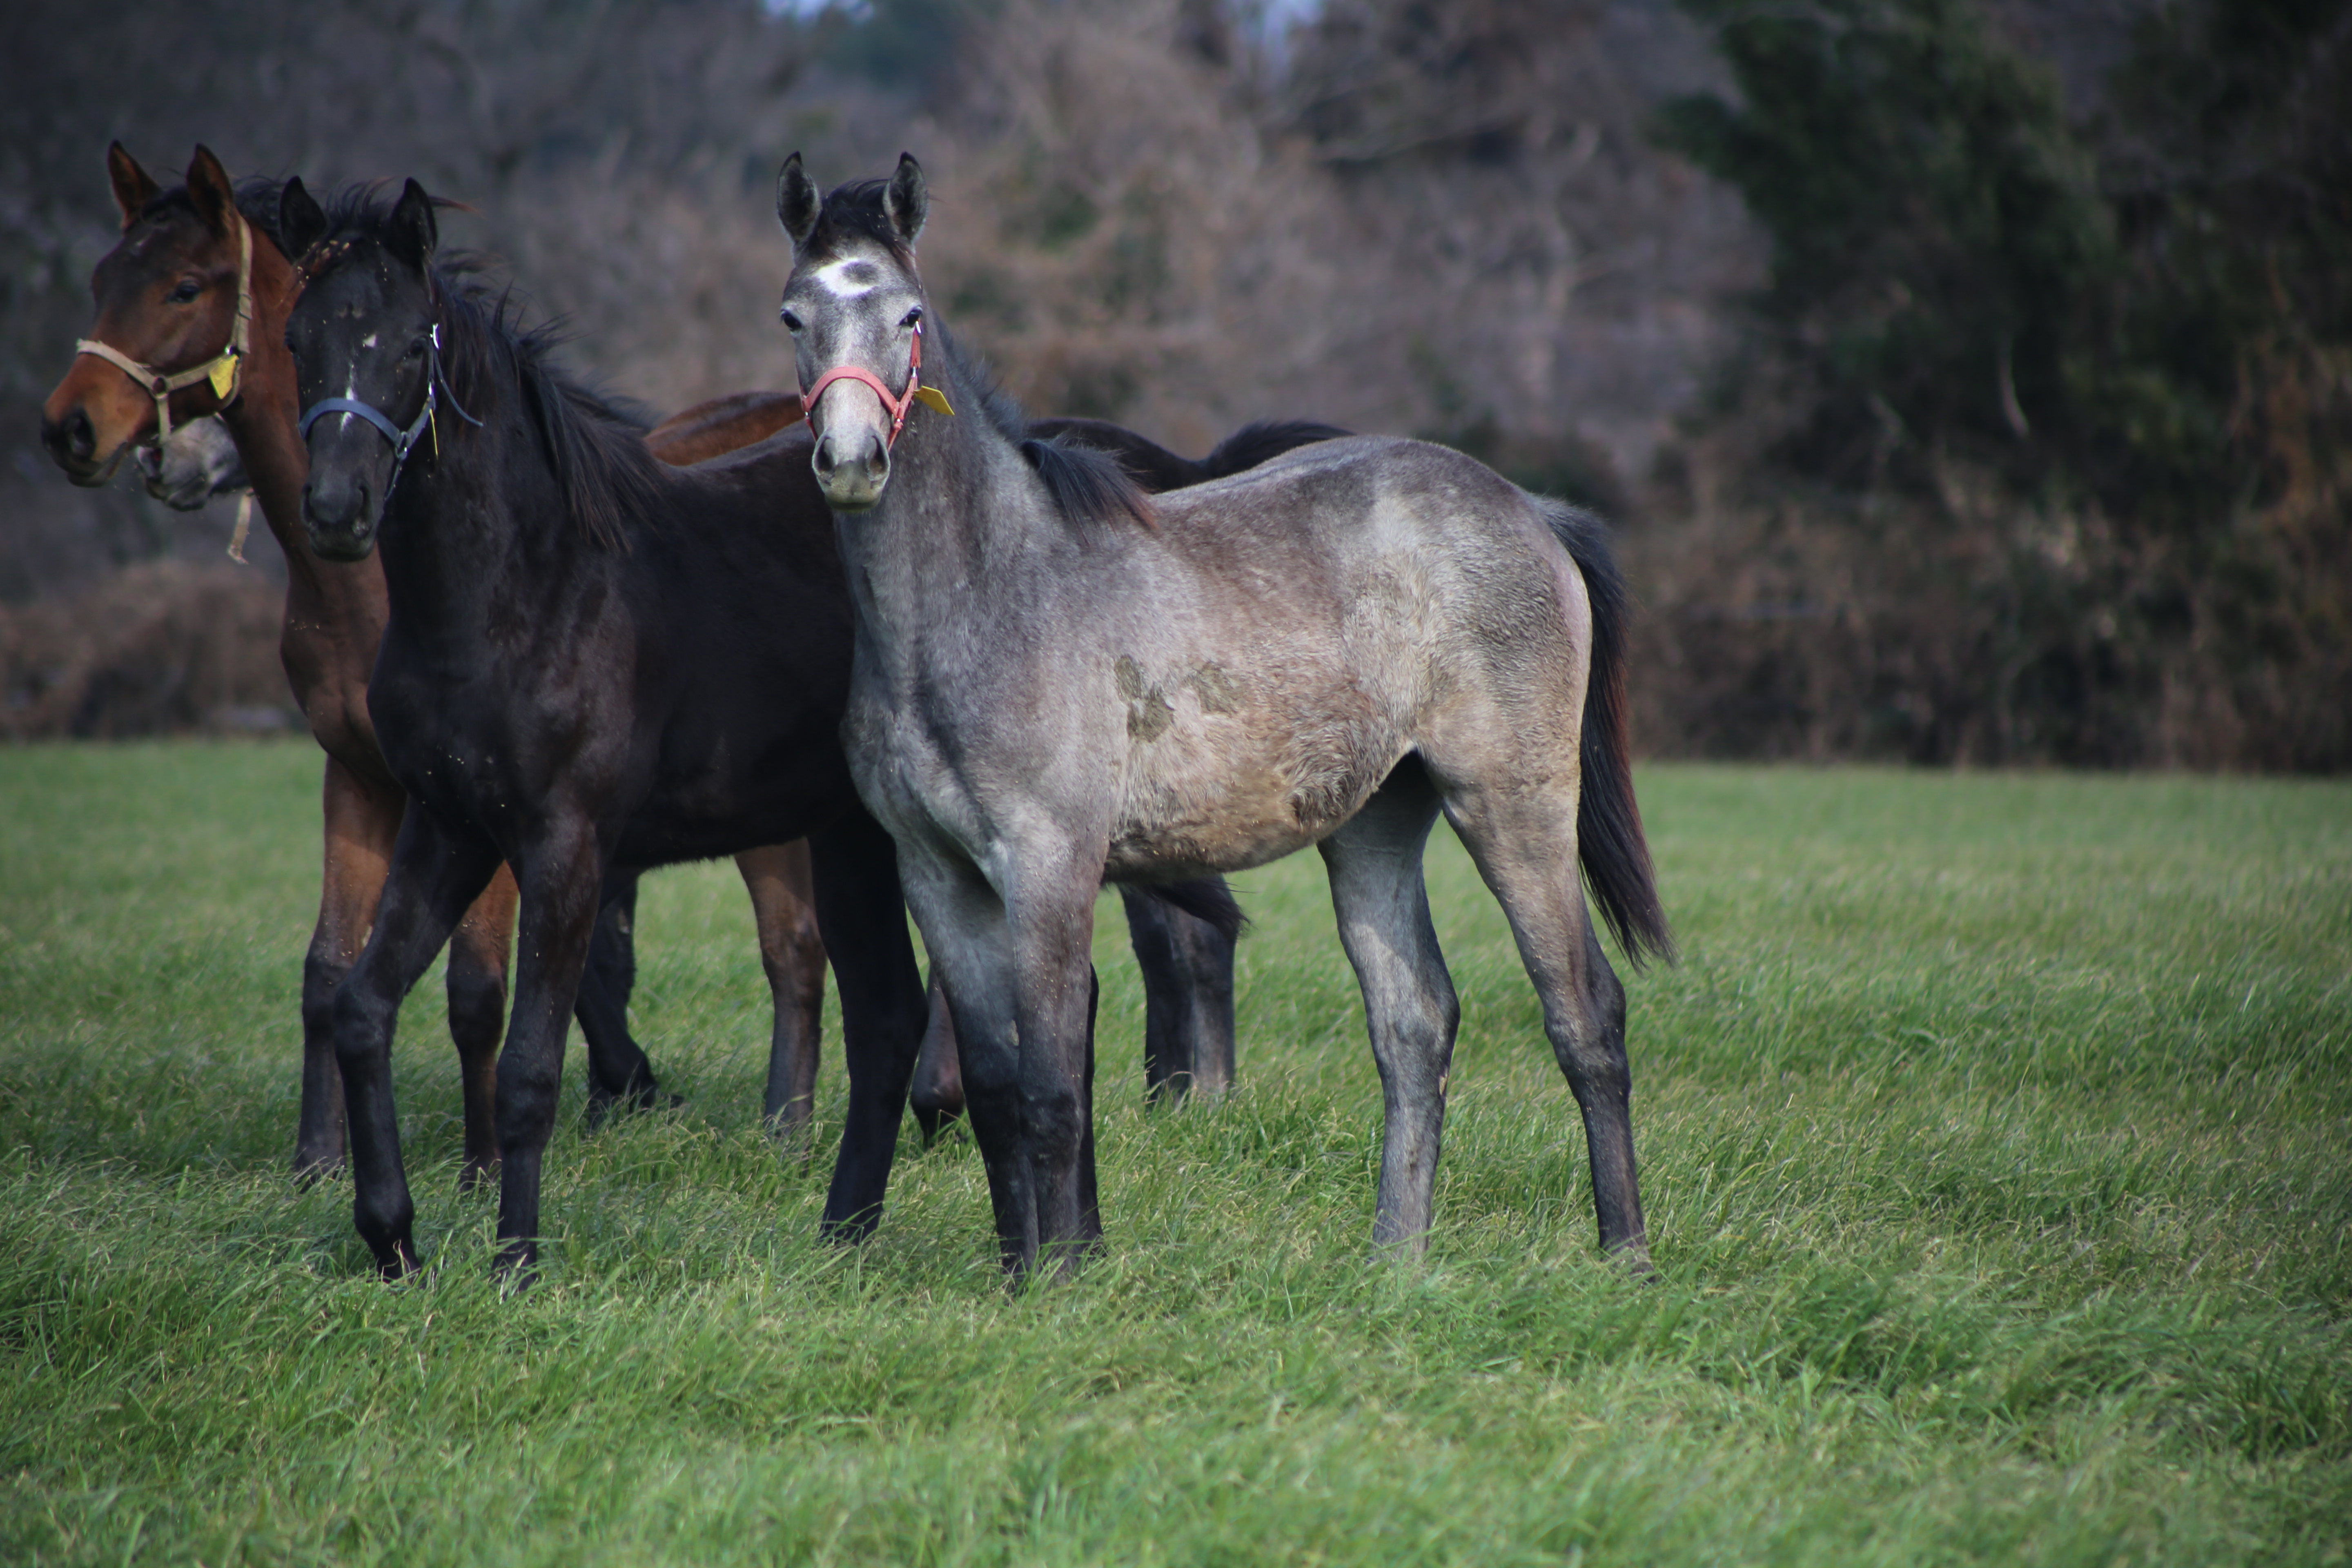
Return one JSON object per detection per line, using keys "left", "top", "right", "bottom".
{"left": 907, "top": 846, "right": 1101, "bottom": 1280}
{"left": 1012, "top": 903, "right": 1107, "bottom": 1278}
{"left": 804, "top": 813, "right": 928, "bottom": 1241}
{"left": 332, "top": 804, "right": 503, "bottom": 1277}
{"left": 296, "top": 757, "right": 402, "bottom": 1178}
{"left": 492, "top": 821, "right": 610, "bottom": 1280}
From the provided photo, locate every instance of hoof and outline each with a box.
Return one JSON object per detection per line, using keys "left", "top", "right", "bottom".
{"left": 584, "top": 1080, "right": 677, "bottom": 1131}
{"left": 292, "top": 1149, "right": 347, "bottom": 1188}
{"left": 911, "top": 1101, "right": 966, "bottom": 1147}
{"left": 373, "top": 1240, "right": 423, "bottom": 1283}
{"left": 762, "top": 1112, "right": 817, "bottom": 1165}
{"left": 292, "top": 1152, "right": 343, "bottom": 1189}
{"left": 493, "top": 1239, "right": 539, "bottom": 1291}
{"left": 817, "top": 1207, "right": 881, "bottom": 1247}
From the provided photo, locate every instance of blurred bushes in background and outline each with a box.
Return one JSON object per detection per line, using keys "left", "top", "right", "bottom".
{"left": 1, "top": 0, "right": 2340, "bottom": 767}
{"left": 1644, "top": 0, "right": 2349, "bottom": 767}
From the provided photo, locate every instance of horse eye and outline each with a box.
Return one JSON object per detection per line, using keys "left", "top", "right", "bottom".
{"left": 405, "top": 339, "right": 426, "bottom": 360}
{"left": 780, "top": 308, "right": 804, "bottom": 333}
{"left": 168, "top": 280, "right": 201, "bottom": 304}
{"left": 900, "top": 307, "right": 923, "bottom": 328}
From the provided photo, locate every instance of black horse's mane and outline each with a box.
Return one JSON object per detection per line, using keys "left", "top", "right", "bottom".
{"left": 301, "top": 185, "right": 662, "bottom": 552}
{"left": 931, "top": 321, "right": 1157, "bottom": 535}
{"left": 439, "top": 280, "right": 664, "bottom": 551}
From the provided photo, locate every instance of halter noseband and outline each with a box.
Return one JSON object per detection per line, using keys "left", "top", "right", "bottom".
{"left": 798, "top": 318, "right": 951, "bottom": 450}
{"left": 75, "top": 211, "right": 255, "bottom": 445}
{"left": 297, "top": 320, "right": 483, "bottom": 495}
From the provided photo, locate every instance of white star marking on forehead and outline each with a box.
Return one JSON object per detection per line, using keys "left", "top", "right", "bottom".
{"left": 808, "top": 258, "right": 892, "bottom": 300}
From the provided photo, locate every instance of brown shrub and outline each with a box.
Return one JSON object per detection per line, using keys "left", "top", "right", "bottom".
{"left": 0, "top": 561, "right": 293, "bottom": 741}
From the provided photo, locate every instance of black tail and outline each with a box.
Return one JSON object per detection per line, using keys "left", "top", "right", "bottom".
{"left": 1538, "top": 499, "right": 1674, "bottom": 969}
{"left": 1135, "top": 876, "right": 1247, "bottom": 943}
{"left": 1199, "top": 420, "right": 1352, "bottom": 479}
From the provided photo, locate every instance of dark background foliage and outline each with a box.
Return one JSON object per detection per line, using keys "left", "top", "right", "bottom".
{"left": 1647, "top": 0, "right": 2349, "bottom": 767}
{"left": 1, "top": 0, "right": 2341, "bottom": 766}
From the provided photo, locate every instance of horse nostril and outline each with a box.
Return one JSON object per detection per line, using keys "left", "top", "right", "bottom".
{"left": 813, "top": 434, "right": 838, "bottom": 478}
{"left": 65, "top": 410, "right": 95, "bottom": 462}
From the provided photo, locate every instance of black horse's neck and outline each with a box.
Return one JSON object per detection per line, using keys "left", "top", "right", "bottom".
{"left": 375, "top": 361, "right": 568, "bottom": 666}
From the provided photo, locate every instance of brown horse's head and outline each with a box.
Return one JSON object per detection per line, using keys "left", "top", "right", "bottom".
{"left": 40, "top": 144, "right": 253, "bottom": 486}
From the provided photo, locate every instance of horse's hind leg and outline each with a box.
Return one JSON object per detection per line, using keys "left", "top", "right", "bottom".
{"left": 1443, "top": 780, "right": 1648, "bottom": 1266}
{"left": 575, "top": 873, "right": 665, "bottom": 1129}
{"left": 491, "top": 824, "right": 613, "bottom": 1279}
{"left": 296, "top": 757, "right": 402, "bottom": 1178}
{"left": 1318, "top": 760, "right": 1459, "bottom": 1253}
{"left": 1120, "top": 885, "right": 1238, "bottom": 1102}
{"left": 909, "top": 973, "right": 966, "bottom": 1143}
{"left": 444, "top": 865, "right": 517, "bottom": 1188}
{"left": 736, "top": 842, "right": 829, "bottom": 1146}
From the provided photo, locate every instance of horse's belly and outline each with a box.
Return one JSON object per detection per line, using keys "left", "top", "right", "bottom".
{"left": 1105, "top": 687, "right": 1409, "bottom": 875}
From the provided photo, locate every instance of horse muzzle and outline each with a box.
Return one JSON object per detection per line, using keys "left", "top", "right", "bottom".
{"left": 38, "top": 399, "right": 133, "bottom": 488}
{"left": 136, "top": 445, "right": 211, "bottom": 511}
{"left": 812, "top": 423, "right": 891, "bottom": 512}
{"left": 302, "top": 470, "right": 380, "bottom": 561}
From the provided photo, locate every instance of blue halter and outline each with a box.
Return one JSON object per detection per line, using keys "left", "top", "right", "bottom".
{"left": 298, "top": 323, "right": 482, "bottom": 492}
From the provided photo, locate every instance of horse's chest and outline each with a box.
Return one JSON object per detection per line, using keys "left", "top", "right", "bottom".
{"left": 370, "top": 654, "right": 557, "bottom": 834}
{"left": 840, "top": 683, "right": 946, "bottom": 828}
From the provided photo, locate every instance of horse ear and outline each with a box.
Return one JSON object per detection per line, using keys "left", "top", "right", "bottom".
{"left": 777, "top": 153, "right": 820, "bottom": 248}
{"left": 883, "top": 152, "right": 927, "bottom": 246}
{"left": 187, "top": 145, "right": 238, "bottom": 234}
{"left": 107, "top": 142, "right": 160, "bottom": 230}
{"left": 279, "top": 177, "right": 328, "bottom": 263}
{"left": 387, "top": 178, "right": 439, "bottom": 271}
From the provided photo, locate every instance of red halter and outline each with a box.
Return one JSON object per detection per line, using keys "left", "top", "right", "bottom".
{"left": 800, "top": 319, "right": 927, "bottom": 450}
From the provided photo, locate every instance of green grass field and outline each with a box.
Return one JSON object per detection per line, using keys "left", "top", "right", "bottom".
{"left": 0, "top": 742, "right": 2345, "bottom": 1566}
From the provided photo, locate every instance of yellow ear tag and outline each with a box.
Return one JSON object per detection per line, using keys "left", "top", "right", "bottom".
{"left": 208, "top": 351, "right": 239, "bottom": 401}
{"left": 913, "top": 384, "right": 956, "bottom": 416}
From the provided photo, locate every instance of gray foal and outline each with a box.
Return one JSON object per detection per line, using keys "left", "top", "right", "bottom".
{"left": 776, "top": 153, "right": 1674, "bottom": 1280}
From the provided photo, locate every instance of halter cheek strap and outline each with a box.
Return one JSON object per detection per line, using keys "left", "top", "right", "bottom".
{"left": 799, "top": 319, "right": 953, "bottom": 449}
{"left": 297, "top": 322, "right": 483, "bottom": 496}
{"left": 75, "top": 212, "right": 254, "bottom": 445}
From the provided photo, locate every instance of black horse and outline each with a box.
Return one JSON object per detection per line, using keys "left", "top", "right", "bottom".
{"left": 281, "top": 178, "right": 1334, "bottom": 1277}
